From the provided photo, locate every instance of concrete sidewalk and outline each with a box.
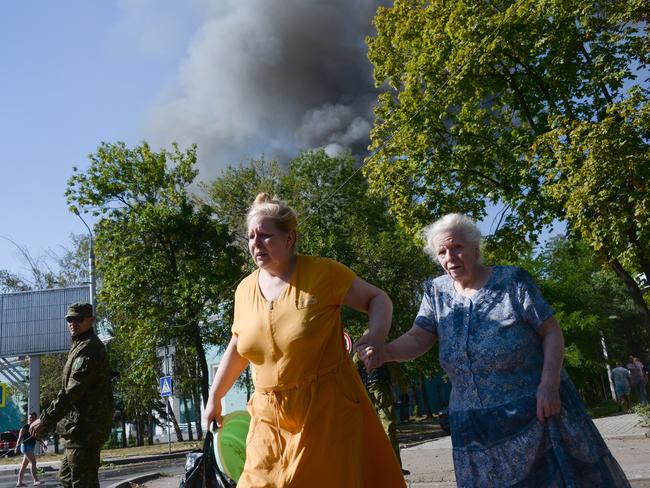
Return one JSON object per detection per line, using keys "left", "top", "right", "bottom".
{"left": 138, "top": 413, "right": 650, "bottom": 487}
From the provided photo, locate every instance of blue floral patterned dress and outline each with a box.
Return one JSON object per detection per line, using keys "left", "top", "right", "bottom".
{"left": 415, "top": 265, "right": 630, "bottom": 487}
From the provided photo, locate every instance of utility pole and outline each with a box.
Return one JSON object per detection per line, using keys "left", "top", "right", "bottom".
{"left": 165, "top": 348, "right": 172, "bottom": 455}
{"left": 73, "top": 209, "right": 96, "bottom": 316}
{"left": 157, "top": 340, "right": 176, "bottom": 455}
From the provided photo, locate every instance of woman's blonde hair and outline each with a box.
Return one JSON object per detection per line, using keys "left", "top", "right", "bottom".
{"left": 247, "top": 193, "right": 298, "bottom": 236}
{"left": 422, "top": 213, "right": 481, "bottom": 259}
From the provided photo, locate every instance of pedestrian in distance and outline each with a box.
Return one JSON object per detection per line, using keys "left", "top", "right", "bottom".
{"left": 611, "top": 361, "right": 632, "bottom": 412}
{"left": 30, "top": 302, "right": 114, "bottom": 488}
{"left": 627, "top": 355, "right": 648, "bottom": 405}
{"left": 15, "top": 412, "right": 46, "bottom": 487}
{"left": 203, "top": 193, "right": 405, "bottom": 487}
{"left": 357, "top": 213, "right": 631, "bottom": 487}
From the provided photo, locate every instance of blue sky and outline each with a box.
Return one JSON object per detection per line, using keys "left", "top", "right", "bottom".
{"left": 0, "top": 1, "right": 201, "bottom": 275}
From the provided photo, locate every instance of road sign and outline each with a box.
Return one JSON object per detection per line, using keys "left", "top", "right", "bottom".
{"left": 160, "top": 376, "right": 173, "bottom": 397}
{"left": 0, "top": 383, "right": 6, "bottom": 408}
{"left": 156, "top": 344, "right": 176, "bottom": 358}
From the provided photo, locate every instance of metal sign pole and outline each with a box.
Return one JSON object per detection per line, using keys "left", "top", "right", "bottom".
{"left": 166, "top": 348, "right": 172, "bottom": 455}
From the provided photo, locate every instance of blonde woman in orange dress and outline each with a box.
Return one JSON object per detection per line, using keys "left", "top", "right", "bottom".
{"left": 203, "top": 193, "right": 406, "bottom": 487}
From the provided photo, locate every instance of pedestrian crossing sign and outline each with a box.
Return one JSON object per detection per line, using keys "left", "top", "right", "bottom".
{"left": 0, "top": 383, "right": 5, "bottom": 408}
{"left": 160, "top": 376, "right": 173, "bottom": 397}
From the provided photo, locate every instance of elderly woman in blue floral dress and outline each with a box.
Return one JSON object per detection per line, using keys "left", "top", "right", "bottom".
{"left": 358, "top": 213, "right": 630, "bottom": 487}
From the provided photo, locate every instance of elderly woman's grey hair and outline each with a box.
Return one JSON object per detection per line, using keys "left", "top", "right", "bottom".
{"left": 423, "top": 213, "right": 482, "bottom": 258}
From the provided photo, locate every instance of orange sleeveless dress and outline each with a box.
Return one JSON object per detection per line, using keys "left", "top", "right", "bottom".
{"left": 232, "top": 255, "right": 406, "bottom": 487}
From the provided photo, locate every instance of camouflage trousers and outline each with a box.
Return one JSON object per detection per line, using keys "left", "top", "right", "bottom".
{"left": 367, "top": 384, "right": 402, "bottom": 466}
{"left": 59, "top": 446, "right": 101, "bottom": 488}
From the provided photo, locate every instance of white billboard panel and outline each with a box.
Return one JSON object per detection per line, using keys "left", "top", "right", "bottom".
{"left": 0, "top": 286, "right": 90, "bottom": 356}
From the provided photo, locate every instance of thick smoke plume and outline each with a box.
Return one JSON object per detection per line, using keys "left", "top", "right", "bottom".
{"left": 146, "top": 0, "right": 386, "bottom": 177}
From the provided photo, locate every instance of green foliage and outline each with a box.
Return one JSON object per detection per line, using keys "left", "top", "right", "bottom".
{"left": 108, "top": 325, "right": 160, "bottom": 424}
{"left": 536, "top": 90, "right": 650, "bottom": 274}
{"left": 365, "top": 0, "right": 649, "bottom": 305}
{"left": 525, "top": 237, "right": 644, "bottom": 404}
{"left": 203, "top": 159, "right": 283, "bottom": 245}
{"left": 634, "top": 403, "right": 650, "bottom": 428}
{"left": 0, "top": 269, "right": 29, "bottom": 293}
{"left": 40, "top": 353, "right": 68, "bottom": 408}
{"left": 588, "top": 399, "right": 622, "bottom": 419}
{"left": 66, "top": 141, "right": 244, "bottom": 418}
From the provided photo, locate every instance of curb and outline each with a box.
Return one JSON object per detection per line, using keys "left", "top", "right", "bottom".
{"left": 104, "top": 451, "right": 189, "bottom": 466}
{"left": 401, "top": 435, "right": 450, "bottom": 450}
{"left": 0, "top": 450, "right": 191, "bottom": 474}
{"left": 603, "top": 434, "right": 649, "bottom": 441}
{"left": 105, "top": 471, "right": 160, "bottom": 488}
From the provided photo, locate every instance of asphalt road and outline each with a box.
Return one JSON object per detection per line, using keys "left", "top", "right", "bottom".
{"left": 0, "top": 458, "right": 186, "bottom": 488}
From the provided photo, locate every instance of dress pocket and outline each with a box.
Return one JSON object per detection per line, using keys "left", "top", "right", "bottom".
{"left": 335, "top": 373, "right": 361, "bottom": 407}
{"left": 295, "top": 293, "right": 319, "bottom": 309}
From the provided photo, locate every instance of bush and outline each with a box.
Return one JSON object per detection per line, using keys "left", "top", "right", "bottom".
{"left": 587, "top": 399, "right": 621, "bottom": 419}
{"left": 633, "top": 404, "right": 650, "bottom": 429}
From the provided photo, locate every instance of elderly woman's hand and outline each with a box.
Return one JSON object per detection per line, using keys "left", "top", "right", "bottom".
{"left": 536, "top": 382, "right": 561, "bottom": 422}
{"left": 535, "top": 317, "right": 564, "bottom": 422}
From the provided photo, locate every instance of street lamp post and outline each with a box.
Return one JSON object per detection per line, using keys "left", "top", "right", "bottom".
{"left": 600, "top": 332, "right": 616, "bottom": 400}
{"left": 601, "top": 315, "right": 621, "bottom": 401}
{"left": 73, "top": 210, "right": 96, "bottom": 315}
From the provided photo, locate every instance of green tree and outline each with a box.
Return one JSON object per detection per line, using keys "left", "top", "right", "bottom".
{"left": 204, "top": 159, "right": 283, "bottom": 246}
{"left": 0, "top": 269, "right": 29, "bottom": 293}
{"left": 365, "top": 0, "right": 650, "bottom": 329}
{"left": 66, "top": 141, "right": 243, "bottom": 421}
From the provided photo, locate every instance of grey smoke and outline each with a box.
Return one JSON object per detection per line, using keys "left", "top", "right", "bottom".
{"left": 146, "top": 0, "right": 387, "bottom": 177}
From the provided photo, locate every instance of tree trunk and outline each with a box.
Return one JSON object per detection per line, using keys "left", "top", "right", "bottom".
{"left": 183, "top": 397, "right": 194, "bottom": 441}
{"left": 411, "top": 384, "right": 421, "bottom": 417}
{"left": 420, "top": 375, "right": 434, "bottom": 419}
{"left": 148, "top": 413, "right": 155, "bottom": 445}
{"left": 136, "top": 415, "right": 144, "bottom": 446}
{"left": 190, "top": 321, "right": 211, "bottom": 406}
{"left": 167, "top": 398, "right": 184, "bottom": 442}
{"left": 193, "top": 385, "right": 204, "bottom": 440}
{"left": 610, "top": 259, "right": 650, "bottom": 334}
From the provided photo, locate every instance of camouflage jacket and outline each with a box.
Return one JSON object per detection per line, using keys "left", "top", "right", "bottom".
{"left": 40, "top": 328, "right": 113, "bottom": 448}
{"left": 353, "top": 352, "right": 392, "bottom": 388}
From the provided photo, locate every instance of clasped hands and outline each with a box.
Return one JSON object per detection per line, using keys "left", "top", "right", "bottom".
{"left": 354, "top": 332, "right": 386, "bottom": 372}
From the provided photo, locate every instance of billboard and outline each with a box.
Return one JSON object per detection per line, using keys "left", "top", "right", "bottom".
{"left": 0, "top": 286, "right": 90, "bottom": 356}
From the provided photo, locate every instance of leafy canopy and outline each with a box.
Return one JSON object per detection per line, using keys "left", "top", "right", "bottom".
{"left": 366, "top": 0, "right": 649, "bottom": 265}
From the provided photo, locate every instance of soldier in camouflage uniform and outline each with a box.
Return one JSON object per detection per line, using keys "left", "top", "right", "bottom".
{"left": 30, "top": 302, "right": 114, "bottom": 488}
{"left": 353, "top": 353, "right": 407, "bottom": 474}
